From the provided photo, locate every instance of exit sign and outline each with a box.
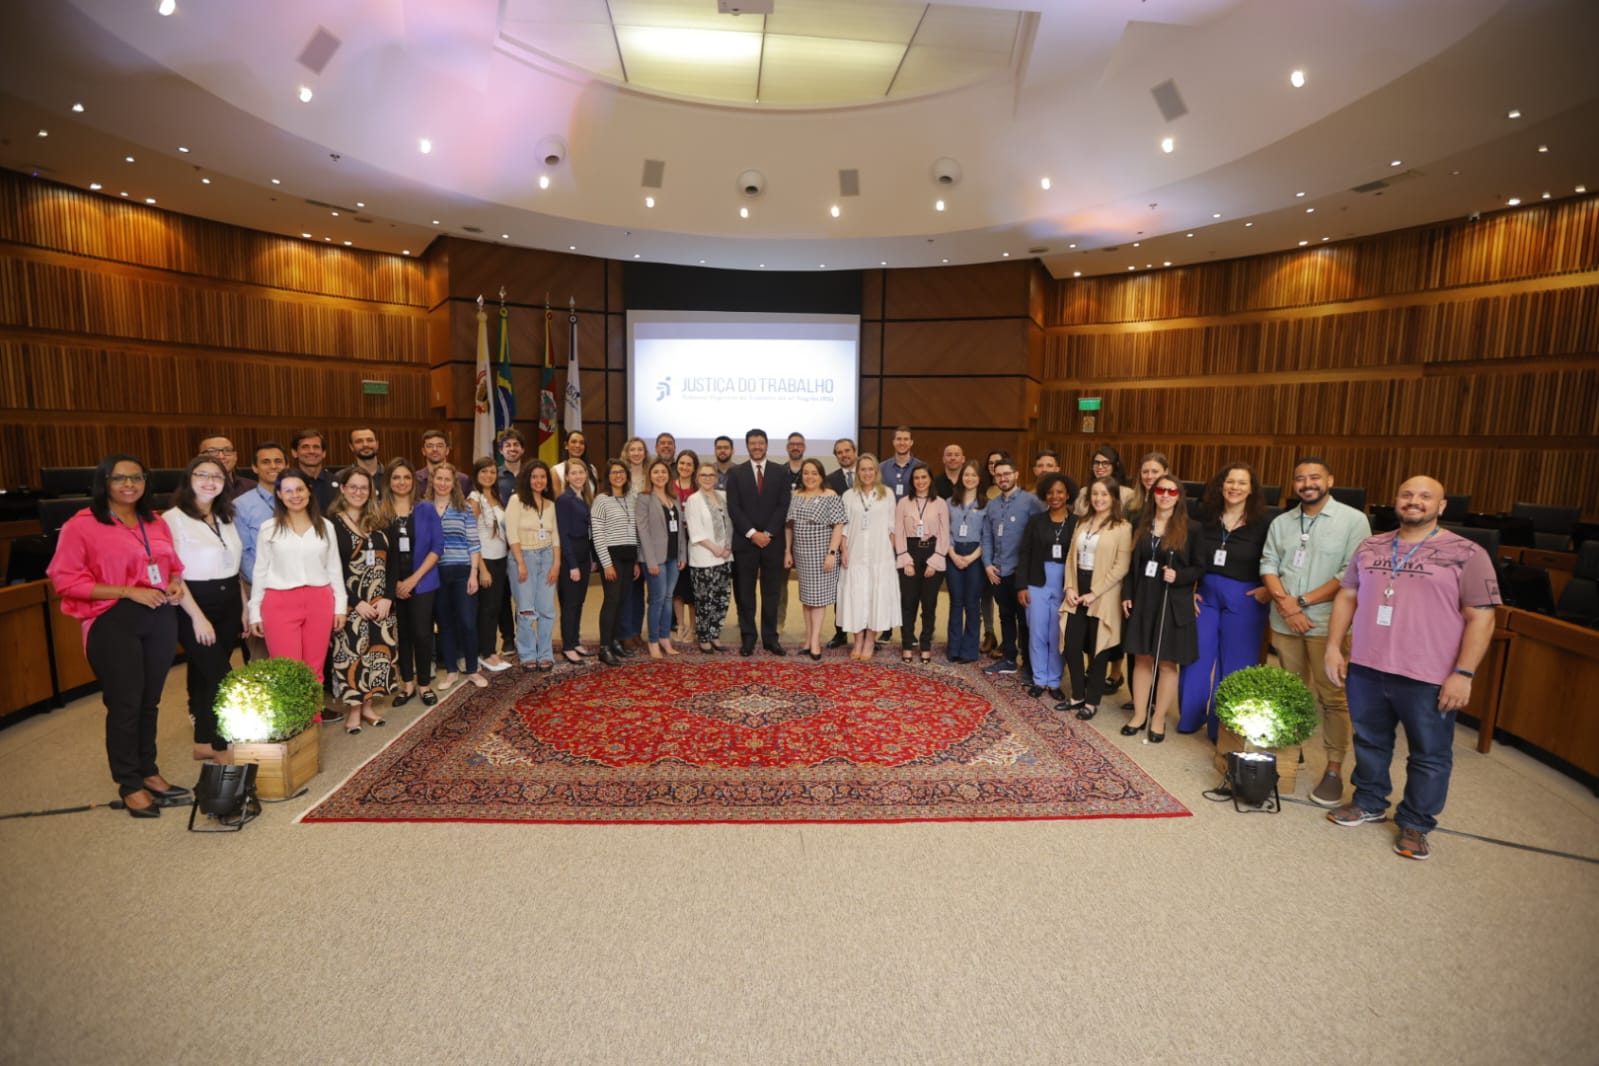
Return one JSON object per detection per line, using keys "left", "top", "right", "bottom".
{"left": 1077, "top": 397, "right": 1101, "bottom": 411}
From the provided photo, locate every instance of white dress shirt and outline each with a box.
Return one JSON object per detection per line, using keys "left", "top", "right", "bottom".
{"left": 162, "top": 508, "right": 243, "bottom": 581}
{"left": 248, "top": 518, "right": 348, "bottom": 623}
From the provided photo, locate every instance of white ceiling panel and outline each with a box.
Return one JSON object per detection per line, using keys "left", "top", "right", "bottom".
{"left": 500, "top": 0, "right": 614, "bottom": 29}
{"left": 608, "top": 0, "right": 753, "bottom": 32}
{"left": 913, "top": 6, "right": 1022, "bottom": 53}
{"left": 760, "top": 35, "right": 907, "bottom": 105}
{"left": 617, "top": 26, "right": 762, "bottom": 101}
{"left": 501, "top": 23, "right": 625, "bottom": 79}
{"left": 764, "top": 0, "right": 926, "bottom": 45}
{"left": 891, "top": 43, "right": 1014, "bottom": 96}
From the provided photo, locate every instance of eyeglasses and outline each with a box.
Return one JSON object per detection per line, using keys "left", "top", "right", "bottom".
{"left": 192, "top": 473, "right": 226, "bottom": 483}
{"left": 1091, "top": 458, "right": 1112, "bottom": 467}
{"left": 108, "top": 473, "right": 145, "bottom": 485}
{"left": 1152, "top": 487, "right": 1181, "bottom": 498}
{"left": 202, "top": 446, "right": 236, "bottom": 456}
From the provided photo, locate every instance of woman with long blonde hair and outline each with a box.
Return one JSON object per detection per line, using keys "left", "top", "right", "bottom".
{"left": 836, "top": 454, "right": 900, "bottom": 660}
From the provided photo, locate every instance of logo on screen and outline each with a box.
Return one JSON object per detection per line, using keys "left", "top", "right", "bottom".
{"left": 656, "top": 377, "right": 671, "bottom": 401}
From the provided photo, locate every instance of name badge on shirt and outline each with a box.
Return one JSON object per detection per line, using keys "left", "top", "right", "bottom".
{"left": 668, "top": 518, "right": 679, "bottom": 533}
{"left": 535, "top": 528, "right": 550, "bottom": 543}
{"left": 146, "top": 563, "right": 163, "bottom": 586}
{"left": 1376, "top": 604, "right": 1394, "bottom": 627}
{"left": 1145, "top": 560, "right": 1159, "bottom": 578}
{"left": 895, "top": 483, "right": 905, "bottom": 496}
{"left": 915, "top": 523, "right": 926, "bottom": 538}
{"left": 365, "top": 549, "right": 376, "bottom": 567}
{"left": 399, "top": 534, "right": 411, "bottom": 553}
{"left": 958, "top": 522, "right": 968, "bottom": 538}
{"left": 1292, "top": 548, "right": 1307, "bottom": 567}
{"left": 1051, "top": 544, "right": 1063, "bottom": 560}
{"left": 1213, "top": 549, "right": 1228, "bottom": 566}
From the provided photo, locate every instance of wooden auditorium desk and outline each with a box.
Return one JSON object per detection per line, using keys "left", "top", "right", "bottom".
{"left": 1473, "top": 606, "right": 1599, "bottom": 780}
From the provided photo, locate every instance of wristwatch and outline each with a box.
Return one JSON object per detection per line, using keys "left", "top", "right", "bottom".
{"left": 1296, "top": 595, "right": 1308, "bottom": 609}
{"left": 1453, "top": 668, "right": 1474, "bottom": 679}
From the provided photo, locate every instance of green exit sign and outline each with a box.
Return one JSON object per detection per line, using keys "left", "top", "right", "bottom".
{"left": 1077, "top": 397, "right": 1102, "bottom": 411}
{"left": 362, "top": 380, "right": 390, "bottom": 396}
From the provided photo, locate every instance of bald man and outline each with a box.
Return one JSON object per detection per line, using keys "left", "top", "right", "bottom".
{"left": 1322, "top": 477, "right": 1500, "bottom": 861}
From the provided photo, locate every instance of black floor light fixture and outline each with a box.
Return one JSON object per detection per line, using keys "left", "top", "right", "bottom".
{"left": 188, "top": 762, "right": 260, "bottom": 832}
{"left": 1226, "top": 751, "right": 1280, "bottom": 811}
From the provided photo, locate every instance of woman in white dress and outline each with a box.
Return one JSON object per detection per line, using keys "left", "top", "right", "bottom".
{"left": 837, "top": 454, "right": 901, "bottom": 661}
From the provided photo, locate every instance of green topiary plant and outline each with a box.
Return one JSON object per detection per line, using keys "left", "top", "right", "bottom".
{"left": 1213, "top": 665, "right": 1319, "bottom": 750}
{"left": 214, "top": 657, "right": 322, "bottom": 743}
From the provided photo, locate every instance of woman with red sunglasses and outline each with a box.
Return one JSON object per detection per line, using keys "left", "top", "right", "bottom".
{"left": 1119, "top": 474, "right": 1204, "bottom": 741}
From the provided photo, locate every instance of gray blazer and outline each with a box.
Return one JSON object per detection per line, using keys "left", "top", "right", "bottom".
{"left": 635, "top": 492, "right": 687, "bottom": 569}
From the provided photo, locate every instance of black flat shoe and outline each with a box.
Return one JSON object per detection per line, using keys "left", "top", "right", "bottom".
{"left": 1055, "top": 698, "right": 1084, "bottom": 712}
{"left": 1048, "top": 687, "right": 1066, "bottom": 702}
{"left": 420, "top": 689, "right": 438, "bottom": 706}
{"left": 145, "top": 783, "right": 192, "bottom": 807}
{"left": 740, "top": 643, "right": 755, "bottom": 657}
{"left": 599, "top": 646, "right": 620, "bottom": 666}
{"left": 563, "top": 650, "right": 584, "bottom": 665}
{"left": 1075, "top": 704, "right": 1098, "bottom": 721}
{"left": 1147, "top": 729, "right": 1166, "bottom": 744}
{"left": 808, "top": 650, "right": 823, "bottom": 661}
{"left": 763, "top": 643, "right": 787, "bottom": 656}
{"left": 392, "top": 689, "right": 415, "bottom": 707}
{"left": 1027, "top": 685, "right": 1044, "bottom": 698}
{"left": 611, "top": 641, "right": 634, "bottom": 659}
{"left": 1121, "top": 701, "right": 1135, "bottom": 711}
{"left": 1120, "top": 721, "right": 1146, "bottom": 737}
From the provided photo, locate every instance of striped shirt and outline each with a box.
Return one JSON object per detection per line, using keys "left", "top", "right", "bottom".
{"left": 589, "top": 492, "right": 638, "bottom": 569}
{"left": 435, "top": 504, "right": 482, "bottom": 566}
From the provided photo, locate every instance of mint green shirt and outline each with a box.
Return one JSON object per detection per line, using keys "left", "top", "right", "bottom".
{"left": 1259, "top": 497, "right": 1370, "bottom": 637}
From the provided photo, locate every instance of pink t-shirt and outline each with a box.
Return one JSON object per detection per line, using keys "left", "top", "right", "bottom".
{"left": 1341, "top": 528, "right": 1500, "bottom": 685}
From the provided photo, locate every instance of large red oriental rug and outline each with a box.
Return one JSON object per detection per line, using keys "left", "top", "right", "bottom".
{"left": 303, "top": 657, "right": 1190, "bottom": 825}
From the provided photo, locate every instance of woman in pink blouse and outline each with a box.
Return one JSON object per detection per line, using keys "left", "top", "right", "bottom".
{"left": 892, "top": 464, "right": 950, "bottom": 663}
{"left": 47, "top": 455, "right": 190, "bottom": 818}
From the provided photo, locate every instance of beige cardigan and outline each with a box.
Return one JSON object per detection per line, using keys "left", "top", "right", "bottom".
{"left": 1062, "top": 520, "right": 1133, "bottom": 649}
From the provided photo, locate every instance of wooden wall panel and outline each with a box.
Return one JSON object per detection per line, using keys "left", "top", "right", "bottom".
{"left": 881, "top": 377, "right": 1026, "bottom": 431}
{"left": 882, "top": 319, "right": 1031, "bottom": 375}
{"left": 442, "top": 302, "right": 611, "bottom": 371}
{"left": 883, "top": 262, "right": 1033, "bottom": 320}
{"left": 438, "top": 238, "right": 608, "bottom": 313}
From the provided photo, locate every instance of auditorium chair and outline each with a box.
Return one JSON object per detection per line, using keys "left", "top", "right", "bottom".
{"left": 1263, "top": 506, "right": 1285, "bottom": 525}
{"left": 1260, "top": 484, "right": 1282, "bottom": 507}
{"left": 1185, "top": 497, "right": 1202, "bottom": 521}
{"left": 1328, "top": 486, "right": 1367, "bottom": 513}
{"left": 1181, "top": 480, "right": 1205, "bottom": 499}
{"left": 1465, "top": 513, "right": 1535, "bottom": 548}
{"left": 1500, "top": 563, "right": 1556, "bottom": 615}
{"left": 147, "top": 469, "right": 185, "bottom": 494}
{"left": 39, "top": 467, "right": 95, "bottom": 497}
{"left": 39, "top": 497, "right": 90, "bottom": 537}
{"left": 1511, "top": 502, "right": 1580, "bottom": 552}
{"left": 1554, "top": 543, "right": 1599, "bottom": 629}
{"left": 1444, "top": 494, "right": 1471, "bottom": 520}
{"left": 1443, "top": 523, "right": 1501, "bottom": 557}
{"left": 1369, "top": 505, "right": 1399, "bottom": 533}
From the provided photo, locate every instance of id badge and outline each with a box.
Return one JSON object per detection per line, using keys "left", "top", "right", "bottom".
{"left": 996, "top": 523, "right": 1004, "bottom": 539}
{"left": 1051, "top": 544, "right": 1063, "bottom": 560}
{"left": 958, "top": 522, "right": 968, "bottom": 538}
{"left": 1292, "top": 548, "right": 1306, "bottom": 567}
{"left": 895, "top": 482, "right": 904, "bottom": 497}
{"left": 535, "top": 528, "right": 549, "bottom": 543}
{"left": 668, "top": 518, "right": 679, "bottom": 533}
{"left": 1145, "top": 560, "right": 1159, "bottom": 578}
{"left": 364, "top": 549, "right": 376, "bottom": 567}
{"left": 146, "top": 563, "right": 163, "bottom": 586}
{"left": 399, "top": 534, "right": 411, "bottom": 553}
{"left": 1376, "top": 604, "right": 1394, "bottom": 627}
{"left": 915, "top": 523, "right": 926, "bottom": 538}
{"left": 1213, "top": 549, "right": 1228, "bottom": 566}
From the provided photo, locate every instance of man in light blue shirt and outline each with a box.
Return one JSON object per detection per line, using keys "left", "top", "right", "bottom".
{"left": 234, "top": 440, "right": 287, "bottom": 660}
{"left": 980, "top": 458, "right": 1044, "bottom": 678}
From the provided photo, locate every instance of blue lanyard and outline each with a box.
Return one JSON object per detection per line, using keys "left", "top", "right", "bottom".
{"left": 125, "top": 515, "right": 153, "bottom": 561}
{"left": 1387, "top": 528, "right": 1439, "bottom": 592}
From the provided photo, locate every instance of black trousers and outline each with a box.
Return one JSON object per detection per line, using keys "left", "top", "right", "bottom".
{"left": 732, "top": 538, "right": 785, "bottom": 646}
{"left": 898, "top": 540, "right": 943, "bottom": 650}
{"left": 1063, "top": 569, "right": 1121, "bottom": 704}
{"left": 395, "top": 588, "right": 437, "bottom": 686}
{"left": 176, "top": 577, "right": 242, "bottom": 749}
{"left": 992, "top": 579, "right": 1030, "bottom": 675}
{"left": 85, "top": 600, "right": 178, "bottom": 797}
{"left": 599, "top": 545, "right": 637, "bottom": 646}
{"left": 559, "top": 537, "right": 592, "bottom": 648}
{"left": 477, "top": 556, "right": 509, "bottom": 660}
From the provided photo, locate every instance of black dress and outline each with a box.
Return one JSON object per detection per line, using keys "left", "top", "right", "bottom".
{"left": 1120, "top": 527, "right": 1205, "bottom": 664}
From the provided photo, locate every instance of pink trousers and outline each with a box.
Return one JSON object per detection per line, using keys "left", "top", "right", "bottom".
{"left": 261, "top": 585, "right": 335, "bottom": 684}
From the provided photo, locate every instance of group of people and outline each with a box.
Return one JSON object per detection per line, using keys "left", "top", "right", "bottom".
{"left": 48, "top": 425, "right": 1500, "bottom": 860}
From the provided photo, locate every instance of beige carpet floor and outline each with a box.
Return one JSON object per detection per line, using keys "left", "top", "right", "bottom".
{"left": 3, "top": 586, "right": 1597, "bottom": 1066}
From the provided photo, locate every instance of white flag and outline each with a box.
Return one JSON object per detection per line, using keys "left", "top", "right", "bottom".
{"left": 472, "top": 306, "right": 494, "bottom": 462}
{"left": 563, "top": 308, "right": 582, "bottom": 435}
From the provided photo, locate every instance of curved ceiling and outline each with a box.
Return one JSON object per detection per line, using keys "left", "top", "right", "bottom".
{"left": 0, "top": 0, "right": 1595, "bottom": 277}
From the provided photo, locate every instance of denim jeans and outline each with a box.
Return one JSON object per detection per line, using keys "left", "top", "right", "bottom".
{"left": 512, "top": 546, "right": 556, "bottom": 663}
{"left": 1346, "top": 663, "right": 1457, "bottom": 832}
{"left": 645, "top": 558, "right": 680, "bottom": 642}
{"left": 944, "top": 543, "right": 984, "bottom": 661}
{"left": 434, "top": 563, "right": 478, "bottom": 675}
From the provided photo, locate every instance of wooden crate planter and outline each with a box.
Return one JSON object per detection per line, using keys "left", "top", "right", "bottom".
{"left": 232, "top": 725, "right": 321, "bottom": 799}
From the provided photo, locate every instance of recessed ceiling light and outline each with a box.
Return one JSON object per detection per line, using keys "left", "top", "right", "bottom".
{"left": 355, "top": 201, "right": 364, "bottom": 208}
{"left": 1072, "top": 271, "right": 1081, "bottom": 278}
{"left": 1537, "top": 145, "right": 1549, "bottom": 153}
{"left": 271, "top": 178, "right": 280, "bottom": 185}
{"left": 1390, "top": 160, "right": 1402, "bottom": 167}
{"left": 1506, "top": 197, "right": 1521, "bottom": 206}
{"left": 1127, "top": 266, "right": 1135, "bottom": 271}
{"left": 1001, "top": 252, "right": 1009, "bottom": 257}
{"left": 158, "top": 0, "right": 176, "bottom": 15}
{"left": 1298, "top": 240, "right": 1309, "bottom": 246}
{"left": 935, "top": 200, "right": 946, "bottom": 212}
{"left": 1040, "top": 177, "right": 1051, "bottom": 190}
{"left": 820, "top": 264, "right": 827, "bottom": 269}
{"left": 1321, "top": 236, "right": 1330, "bottom": 241}
{"left": 1507, "top": 108, "right": 1521, "bottom": 119}
{"left": 1068, "top": 243, "right": 1076, "bottom": 249}
{"left": 330, "top": 211, "right": 339, "bottom": 217}
{"left": 402, "top": 250, "right": 411, "bottom": 256}
{"left": 633, "top": 254, "right": 640, "bottom": 259}
{"left": 759, "top": 264, "right": 765, "bottom": 269}
{"left": 1245, "top": 222, "right": 1254, "bottom": 227}
{"left": 88, "top": 182, "right": 101, "bottom": 191}
{"left": 301, "top": 232, "right": 311, "bottom": 238}
{"left": 177, "top": 146, "right": 189, "bottom": 153}
{"left": 1160, "top": 136, "right": 1174, "bottom": 154}
{"left": 324, "top": 237, "right": 331, "bottom": 241}
{"left": 1296, "top": 191, "right": 1306, "bottom": 198}
{"left": 1146, "top": 263, "right": 1152, "bottom": 268}
{"left": 1289, "top": 69, "right": 1306, "bottom": 88}
{"left": 1132, "top": 242, "right": 1140, "bottom": 248}
{"left": 298, "top": 86, "right": 314, "bottom": 103}
{"left": 1212, "top": 213, "right": 1222, "bottom": 219}
{"left": 501, "top": 233, "right": 509, "bottom": 239}
{"left": 941, "top": 259, "right": 949, "bottom": 264}
{"left": 125, "top": 155, "right": 135, "bottom": 163}
{"left": 1578, "top": 185, "right": 1588, "bottom": 194}
{"left": 538, "top": 175, "right": 550, "bottom": 190}
{"left": 71, "top": 102, "right": 84, "bottom": 113}
{"left": 36, "top": 129, "right": 48, "bottom": 138}
{"left": 1163, "top": 260, "right": 1172, "bottom": 267}
{"left": 739, "top": 206, "right": 749, "bottom": 219}
{"left": 343, "top": 240, "right": 352, "bottom": 246}
{"left": 418, "top": 137, "right": 432, "bottom": 154}
{"left": 1186, "top": 232, "right": 1194, "bottom": 238}
{"left": 1306, "top": 207, "right": 1315, "bottom": 213}
{"left": 645, "top": 196, "right": 655, "bottom": 208}
{"left": 1542, "top": 192, "right": 1551, "bottom": 199}
{"left": 200, "top": 177, "right": 210, "bottom": 184}
{"left": 431, "top": 219, "right": 439, "bottom": 225}
{"left": 569, "top": 245, "right": 576, "bottom": 251}
{"left": 699, "top": 260, "right": 706, "bottom": 265}
{"left": 120, "top": 191, "right": 128, "bottom": 197}
{"left": 145, "top": 198, "right": 156, "bottom": 204}
{"left": 829, "top": 205, "right": 840, "bottom": 218}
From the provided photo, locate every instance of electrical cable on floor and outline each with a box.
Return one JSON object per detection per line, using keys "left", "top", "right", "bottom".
{"left": 0, "top": 799, "right": 136, "bottom": 820}
{"left": 1277, "top": 796, "right": 1599, "bottom": 865}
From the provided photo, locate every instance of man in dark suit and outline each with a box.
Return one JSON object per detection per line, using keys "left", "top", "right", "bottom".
{"left": 823, "top": 438, "right": 858, "bottom": 647}
{"left": 725, "top": 428, "right": 792, "bottom": 656}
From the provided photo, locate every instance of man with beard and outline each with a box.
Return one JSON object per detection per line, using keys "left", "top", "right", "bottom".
{"left": 725, "top": 428, "right": 791, "bottom": 656}
{"left": 655, "top": 432, "right": 676, "bottom": 465}
{"left": 342, "top": 426, "right": 385, "bottom": 498}
{"left": 712, "top": 435, "right": 736, "bottom": 489}
{"left": 1251, "top": 458, "right": 1370, "bottom": 804}
{"left": 824, "top": 437, "right": 859, "bottom": 648}
{"left": 497, "top": 429, "right": 527, "bottom": 504}
{"left": 1322, "top": 477, "right": 1499, "bottom": 861}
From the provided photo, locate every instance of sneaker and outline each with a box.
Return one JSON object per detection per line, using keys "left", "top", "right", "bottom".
{"left": 982, "top": 660, "right": 1019, "bottom": 675}
{"left": 1394, "top": 827, "right": 1431, "bottom": 861}
{"left": 1327, "top": 803, "right": 1387, "bottom": 828}
{"left": 1308, "top": 771, "right": 1344, "bottom": 808}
